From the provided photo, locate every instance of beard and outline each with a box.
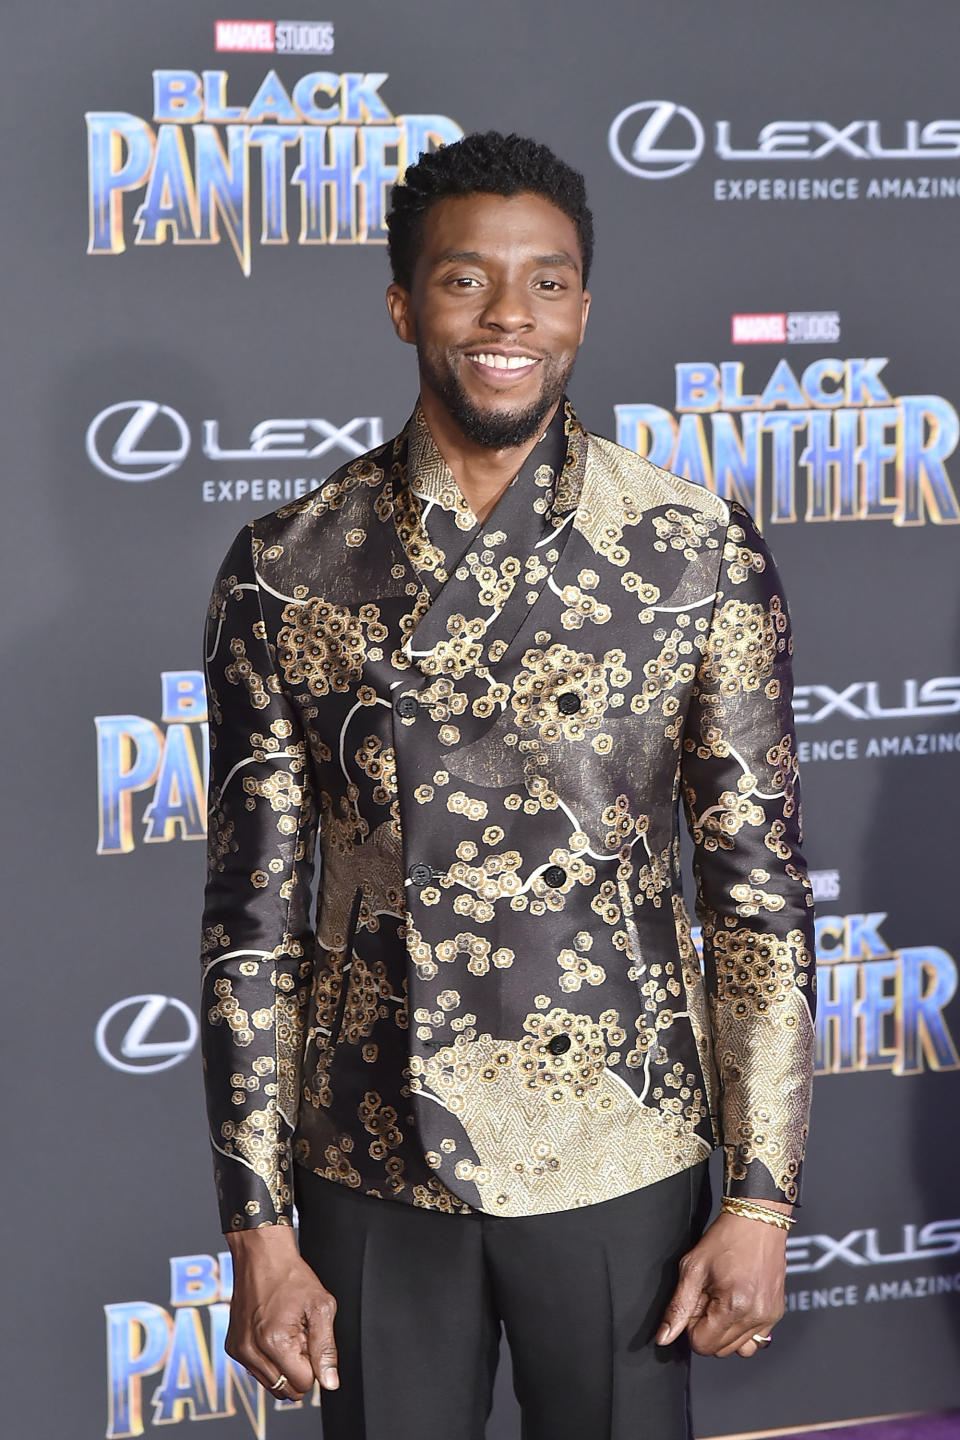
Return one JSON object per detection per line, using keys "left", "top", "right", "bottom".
{"left": 417, "top": 343, "right": 576, "bottom": 449}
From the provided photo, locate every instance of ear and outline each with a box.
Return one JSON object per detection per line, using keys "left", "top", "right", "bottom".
{"left": 386, "top": 283, "right": 416, "bottom": 345}
{"left": 578, "top": 289, "right": 591, "bottom": 345}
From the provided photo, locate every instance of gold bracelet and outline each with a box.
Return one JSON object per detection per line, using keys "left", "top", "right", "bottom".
{"left": 722, "top": 1196, "right": 794, "bottom": 1231}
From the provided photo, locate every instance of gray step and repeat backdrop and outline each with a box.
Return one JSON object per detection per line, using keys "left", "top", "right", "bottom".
{"left": 5, "top": 2, "right": 960, "bottom": 1436}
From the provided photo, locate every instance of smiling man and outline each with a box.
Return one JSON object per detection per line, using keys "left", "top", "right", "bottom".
{"left": 201, "top": 131, "right": 816, "bottom": 1440}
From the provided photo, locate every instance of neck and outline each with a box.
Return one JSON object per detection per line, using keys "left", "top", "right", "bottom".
{"left": 418, "top": 387, "right": 560, "bottom": 524}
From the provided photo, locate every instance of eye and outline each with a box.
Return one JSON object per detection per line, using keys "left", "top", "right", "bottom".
{"left": 449, "top": 275, "right": 482, "bottom": 288}
{"left": 535, "top": 278, "right": 565, "bottom": 292}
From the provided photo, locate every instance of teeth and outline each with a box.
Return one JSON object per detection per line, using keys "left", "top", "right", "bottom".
{"left": 473, "top": 353, "right": 535, "bottom": 371}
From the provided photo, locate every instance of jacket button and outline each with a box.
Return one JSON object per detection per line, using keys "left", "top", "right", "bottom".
{"left": 547, "top": 1034, "right": 571, "bottom": 1056}
{"left": 396, "top": 695, "right": 419, "bottom": 719}
{"left": 556, "top": 691, "right": 581, "bottom": 715}
{"left": 409, "top": 863, "right": 433, "bottom": 886}
{"left": 543, "top": 864, "right": 566, "bottom": 888}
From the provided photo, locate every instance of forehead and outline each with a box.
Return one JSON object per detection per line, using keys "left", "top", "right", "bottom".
{"left": 418, "top": 191, "right": 582, "bottom": 271}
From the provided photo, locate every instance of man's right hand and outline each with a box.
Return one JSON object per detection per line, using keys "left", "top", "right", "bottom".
{"left": 224, "top": 1225, "right": 339, "bottom": 1401}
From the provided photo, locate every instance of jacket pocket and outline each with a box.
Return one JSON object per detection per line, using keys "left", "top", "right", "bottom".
{"left": 328, "top": 887, "right": 363, "bottom": 1051}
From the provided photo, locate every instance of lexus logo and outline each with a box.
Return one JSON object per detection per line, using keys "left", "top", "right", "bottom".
{"left": 86, "top": 403, "right": 385, "bottom": 485}
{"left": 95, "top": 994, "right": 198, "bottom": 1073}
{"left": 86, "top": 401, "right": 191, "bottom": 481}
{"left": 608, "top": 100, "right": 705, "bottom": 178}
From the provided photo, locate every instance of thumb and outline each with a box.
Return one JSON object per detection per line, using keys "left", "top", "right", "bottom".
{"left": 305, "top": 1297, "right": 340, "bottom": 1391}
{"left": 656, "top": 1258, "right": 707, "bottom": 1346}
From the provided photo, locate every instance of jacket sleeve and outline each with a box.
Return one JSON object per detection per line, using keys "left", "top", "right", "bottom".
{"left": 200, "top": 525, "right": 318, "bottom": 1231}
{"left": 680, "top": 501, "right": 816, "bottom": 1206}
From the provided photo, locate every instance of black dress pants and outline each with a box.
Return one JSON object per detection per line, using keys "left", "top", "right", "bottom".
{"left": 295, "top": 1161, "right": 710, "bottom": 1440}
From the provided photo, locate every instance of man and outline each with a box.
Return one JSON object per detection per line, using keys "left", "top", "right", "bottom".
{"left": 201, "top": 131, "right": 816, "bottom": 1440}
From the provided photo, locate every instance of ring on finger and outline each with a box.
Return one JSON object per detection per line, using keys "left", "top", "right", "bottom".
{"left": 269, "top": 1374, "right": 289, "bottom": 1392}
{"left": 751, "top": 1334, "right": 773, "bottom": 1347}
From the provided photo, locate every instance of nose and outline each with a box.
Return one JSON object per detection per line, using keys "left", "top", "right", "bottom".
{"left": 478, "top": 278, "right": 534, "bottom": 334}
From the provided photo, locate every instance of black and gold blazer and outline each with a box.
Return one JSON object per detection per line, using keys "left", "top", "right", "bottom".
{"left": 200, "top": 400, "right": 816, "bottom": 1230}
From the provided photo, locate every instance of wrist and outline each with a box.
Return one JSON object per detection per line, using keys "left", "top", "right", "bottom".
{"left": 225, "top": 1223, "right": 300, "bottom": 1257}
{"left": 741, "top": 1196, "right": 794, "bottom": 1216}
{"left": 721, "top": 1195, "right": 794, "bottom": 1231}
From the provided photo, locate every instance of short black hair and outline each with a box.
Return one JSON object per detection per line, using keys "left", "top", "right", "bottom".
{"left": 386, "top": 130, "right": 594, "bottom": 291}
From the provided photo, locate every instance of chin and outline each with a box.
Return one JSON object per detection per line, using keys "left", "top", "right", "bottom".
{"left": 457, "top": 395, "right": 555, "bottom": 450}
{"left": 421, "top": 345, "right": 570, "bottom": 449}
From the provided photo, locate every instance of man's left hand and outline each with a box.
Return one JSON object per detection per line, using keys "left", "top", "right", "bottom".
{"left": 655, "top": 1209, "right": 788, "bottom": 1358}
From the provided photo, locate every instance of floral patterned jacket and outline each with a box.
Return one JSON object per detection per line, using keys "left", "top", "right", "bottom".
{"left": 200, "top": 400, "right": 816, "bottom": 1231}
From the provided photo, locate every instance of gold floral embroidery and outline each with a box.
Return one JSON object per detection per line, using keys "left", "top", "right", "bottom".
{"left": 201, "top": 411, "right": 813, "bottom": 1230}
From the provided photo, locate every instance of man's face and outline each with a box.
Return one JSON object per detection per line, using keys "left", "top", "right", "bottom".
{"left": 387, "top": 191, "right": 590, "bottom": 448}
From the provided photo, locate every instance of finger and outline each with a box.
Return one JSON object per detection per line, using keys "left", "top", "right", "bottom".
{"left": 687, "top": 1295, "right": 764, "bottom": 1357}
{"left": 227, "top": 1339, "right": 307, "bottom": 1401}
{"left": 656, "top": 1257, "right": 708, "bottom": 1345}
{"left": 258, "top": 1328, "right": 316, "bottom": 1398}
{"left": 716, "top": 1322, "right": 776, "bottom": 1360}
{"left": 246, "top": 1321, "right": 316, "bottom": 1398}
{"left": 261, "top": 1370, "right": 304, "bottom": 1403}
{"left": 304, "top": 1292, "right": 340, "bottom": 1391}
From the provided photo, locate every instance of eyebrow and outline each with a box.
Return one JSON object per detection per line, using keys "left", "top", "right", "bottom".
{"left": 433, "top": 249, "right": 580, "bottom": 272}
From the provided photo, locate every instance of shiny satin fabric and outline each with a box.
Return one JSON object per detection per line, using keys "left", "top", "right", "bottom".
{"left": 200, "top": 399, "right": 816, "bottom": 1231}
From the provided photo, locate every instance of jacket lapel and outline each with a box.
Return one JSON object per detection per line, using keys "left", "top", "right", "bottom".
{"left": 393, "top": 400, "right": 588, "bottom": 681}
